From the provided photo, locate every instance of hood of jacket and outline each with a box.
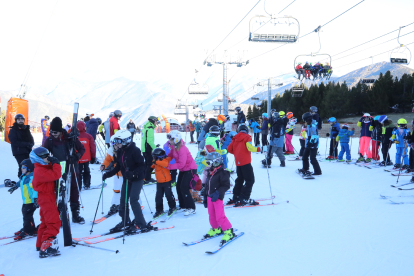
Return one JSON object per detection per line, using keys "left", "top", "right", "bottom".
{"left": 77, "top": 121, "right": 86, "bottom": 133}
{"left": 30, "top": 150, "right": 48, "bottom": 165}
{"left": 233, "top": 132, "right": 251, "bottom": 143}
{"left": 144, "top": 121, "right": 155, "bottom": 130}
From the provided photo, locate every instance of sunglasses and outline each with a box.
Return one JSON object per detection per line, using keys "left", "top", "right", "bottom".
{"left": 50, "top": 131, "right": 60, "bottom": 135}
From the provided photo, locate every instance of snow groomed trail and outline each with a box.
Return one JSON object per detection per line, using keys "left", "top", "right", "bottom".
{"left": 1, "top": 133, "right": 413, "bottom": 276}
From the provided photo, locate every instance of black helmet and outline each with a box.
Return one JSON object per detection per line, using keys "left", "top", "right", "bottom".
{"left": 96, "top": 118, "right": 102, "bottom": 125}
{"left": 235, "top": 107, "right": 241, "bottom": 113}
{"left": 114, "top": 110, "right": 122, "bottom": 117}
{"left": 205, "top": 152, "right": 223, "bottom": 167}
{"left": 302, "top": 112, "right": 314, "bottom": 123}
{"left": 21, "top": 159, "right": 34, "bottom": 172}
{"left": 152, "top": 148, "right": 166, "bottom": 160}
{"left": 209, "top": 125, "right": 220, "bottom": 136}
{"left": 237, "top": 124, "right": 249, "bottom": 133}
{"left": 15, "top": 114, "right": 25, "bottom": 121}
{"left": 45, "top": 115, "right": 50, "bottom": 120}
{"left": 310, "top": 106, "right": 318, "bottom": 113}
{"left": 272, "top": 112, "right": 280, "bottom": 119}
{"left": 33, "top": 147, "right": 50, "bottom": 159}
{"left": 271, "top": 109, "right": 277, "bottom": 114}
{"left": 148, "top": 116, "right": 158, "bottom": 124}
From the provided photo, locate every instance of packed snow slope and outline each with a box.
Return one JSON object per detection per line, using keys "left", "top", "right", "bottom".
{"left": 1, "top": 133, "right": 414, "bottom": 276}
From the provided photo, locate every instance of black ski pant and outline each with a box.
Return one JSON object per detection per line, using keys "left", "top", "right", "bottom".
{"left": 155, "top": 181, "right": 176, "bottom": 212}
{"left": 14, "top": 153, "right": 29, "bottom": 178}
{"left": 329, "top": 138, "right": 338, "bottom": 157}
{"left": 302, "top": 148, "right": 322, "bottom": 174}
{"left": 143, "top": 151, "right": 154, "bottom": 181}
{"left": 22, "top": 203, "right": 37, "bottom": 234}
{"left": 409, "top": 148, "right": 414, "bottom": 169}
{"left": 261, "top": 131, "right": 268, "bottom": 151}
{"left": 190, "top": 131, "right": 194, "bottom": 143}
{"left": 170, "top": 169, "right": 177, "bottom": 184}
{"left": 100, "top": 132, "right": 105, "bottom": 141}
{"left": 78, "top": 162, "right": 91, "bottom": 189}
{"left": 382, "top": 142, "right": 391, "bottom": 163}
{"left": 176, "top": 170, "right": 196, "bottom": 210}
{"left": 119, "top": 179, "right": 146, "bottom": 228}
{"left": 232, "top": 163, "right": 255, "bottom": 201}
{"left": 299, "top": 139, "right": 305, "bottom": 157}
{"left": 254, "top": 133, "right": 260, "bottom": 147}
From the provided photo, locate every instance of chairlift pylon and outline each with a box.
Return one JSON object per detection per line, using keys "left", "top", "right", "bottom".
{"left": 390, "top": 27, "right": 412, "bottom": 65}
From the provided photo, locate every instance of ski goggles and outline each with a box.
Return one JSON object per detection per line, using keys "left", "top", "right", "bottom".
{"left": 50, "top": 131, "right": 60, "bottom": 135}
{"left": 21, "top": 165, "right": 27, "bottom": 170}
{"left": 111, "top": 137, "right": 124, "bottom": 145}
{"left": 167, "top": 134, "right": 172, "bottom": 139}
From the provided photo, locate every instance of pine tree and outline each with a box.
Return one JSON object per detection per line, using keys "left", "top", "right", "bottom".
{"left": 247, "top": 106, "right": 253, "bottom": 120}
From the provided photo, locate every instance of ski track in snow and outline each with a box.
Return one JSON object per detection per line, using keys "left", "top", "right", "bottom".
{"left": 1, "top": 133, "right": 414, "bottom": 275}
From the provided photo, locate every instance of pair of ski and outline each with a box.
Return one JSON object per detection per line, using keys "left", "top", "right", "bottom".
{"left": 92, "top": 206, "right": 145, "bottom": 224}
{"left": 183, "top": 229, "right": 244, "bottom": 254}
{"left": 296, "top": 170, "right": 315, "bottom": 179}
{"left": 224, "top": 196, "right": 275, "bottom": 207}
{"left": 390, "top": 182, "right": 414, "bottom": 190}
{"left": 0, "top": 236, "right": 36, "bottom": 247}
{"left": 152, "top": 209, "right": 178, "bottom": 222}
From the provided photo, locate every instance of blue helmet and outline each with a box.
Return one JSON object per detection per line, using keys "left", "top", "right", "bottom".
{"left": 378, "top": 115, "right": 388, "bottom": 124}
{"left": 328, "top": 117, "right": 337, "bottom": 123}
{"left": 262, "top": 113, "right": 268, "bottom": 118}
{"left": 374, "top": 115, "right": 380, "bottom": 121}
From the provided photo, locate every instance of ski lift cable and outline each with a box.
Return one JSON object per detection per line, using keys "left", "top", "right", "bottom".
{"left": 18, "top": 0, "right": 60, "bottom": 95}
{"left": 249, "top": 0, "right": 367, "bottom": 61}
{"left": 226, "top": 0, "right": 297, "bottom": 51}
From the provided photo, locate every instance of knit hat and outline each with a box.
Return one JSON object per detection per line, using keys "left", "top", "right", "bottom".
{"left": 50, "top": 117, "right": 63, "bottom": 131}
{"left": 378, "top": 115, "right": 388, "bottom": 124}
{"left": 342, "top": 124, "right": 349, "bottom": 129}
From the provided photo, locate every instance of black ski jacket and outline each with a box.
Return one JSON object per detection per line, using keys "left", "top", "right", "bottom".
{"left": 371, "top": 121, "right": 383, "bottom": 142}
{"left": 42, "top": 129, "right": 85, "bottom": 163}
{"left": 202, "top": 118, "right": 219, "bottom": 134}
{"left": 8, "top": 123, "right": 34, "bottom": 156}
{"left": 202, "top": 165, "right": 230, "bottom": 202}
{"left": 237, "top": 111, "right": 246, "bottom": 126}
{"left": 106, "top": 142, "right": 145, "bottom": 181}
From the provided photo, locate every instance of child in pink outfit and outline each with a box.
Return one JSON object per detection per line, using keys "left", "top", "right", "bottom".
{"left": 202, "top": 152, "right": 235, "bottom": 245}
{"left": 285, "top": 117, "right": 297, "bottom": 154}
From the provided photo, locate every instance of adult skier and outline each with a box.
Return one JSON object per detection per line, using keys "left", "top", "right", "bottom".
{"left": 86, "top": 116, "right": 99, "bottom": 141}
{"left": 262, "top": 112, "right": 286, "bottom": 167}
{"left": 299, "top": 112, "right": 322, "bottom": 176}
{"left": 42, "top": 117, "right": 85, "bottom": 224}
{"left": 104, "top": 112, "right": 113, "bottom": 148}
{"left": 310, "top": 106, "right": 322, "bottom": 130}
{"left": 41, "top": 115, "right": 50, "bottom": 145}
{"left": 8, "top": 114, "right": 34, "bottom": 177}
{"left": 235, "top": 107, "right": 246, "bottom": 127}
{"left": 110, "top": 110, "right": 122, "bottom": 137}
{"left": 127, "top": 119, "right": 137, "bottom": 141}
{"left": 141, "top": 116, "right": 158, "bottom": 184}
{"left": 102, "top": 130, "right": 154, "bottom": 233}
{"left": 76, "top": 121, "right": 96, "bottom": 189}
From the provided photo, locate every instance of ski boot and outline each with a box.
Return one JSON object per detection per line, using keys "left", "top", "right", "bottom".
{"left": 411, "top": 176, "right": 414, "bottom": 183}
{"left": 153, "top": 211, "right": 165, "bottom": 219}
{"left": 184, "top": 209, "right": 196, "bottom": 216}
{"left": 71, "top": 205, "right": 85, "bottom": 224}
{"left": 280, "top": 160, "right": 285, "bottom": 167}
{"left": 246, "top": 199, "right": 259, "bottom": 205}
{"left": 14, "top": 228, "right": 24, "bottom": 236}
{"left": 346, "top": 160, "right": 352, "bottom": 163}
{"left": 109, "top": 221, "right": 130, "bottom": 233}
{"left": 326, "top": 156, "right": 334, "bottom": 160}
{"left": 312, "top": 171, "right": 322, "bottom": 176}
{"left": 139, "top": 221, "right": 157, "bottom": 233}
{"left": 357, "top": 156, "right": 365, "bottom": 162}
{"left": 225, "top": 198, "right": 235, "bottom": 205}
{"left": 337, "top": 159, "right": 345, "bottom": 162}
{"left": 393, "top": 164, "right": 401, "bottom": 169}
{"left": 261, "top": 159, "right": 271, "bottom": 168}
{"left": 365, "top": 158, "right": 372, "bottom": 163}
{"left": 167, "top": 207, "right": 177, "bottom": 216}
{"left": 14, "top": 231, "right": 35, "bottom": 241}
{"left": 107, "top": 204, "right": 119, "bottom": 216}
{"left": 234, "top": 199, "right": 248, "bottom": 207}
{"left": 402, "top": 164, "right": 409, "bottom": 170}
{"left": 386, "top": 161, "right": 393, "bottom": 166}
{"left": 220, "top": 228, "right": 235, "bottom": 246}
{"left": 204, "top": 227, "right": 223, "bottom": 239}
{"left": 39, "top": 237, "right": 60, "bottom": 258}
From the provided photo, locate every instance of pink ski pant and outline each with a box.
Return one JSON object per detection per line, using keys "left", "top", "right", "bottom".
{"left": 359, "top": 136, "right": 372, "bottom": 158}
{"left": 207, "top": 197, "right": 232, "bottom": 231}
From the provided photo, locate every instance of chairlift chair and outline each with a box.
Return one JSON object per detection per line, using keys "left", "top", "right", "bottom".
{"left": 292, "top": 86, "right": 304, "bottom": 97}
{"left": 249, "top": 15, "right": 300, "bottom": 43}
{"left": 188, "top": 83, "right": 209, "bottom": 94}
{"left": 174, "top": 108, "right": 187, "bottom": 115}
{"left": 390, "top": 27, "right": 412, "bottom": 65}
{"left": 251, "top": 96, "right": 260, "bottom": 100}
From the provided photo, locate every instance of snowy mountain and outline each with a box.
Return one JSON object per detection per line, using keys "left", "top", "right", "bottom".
{"left": 241, "top": 62, "right": 414, "bottom": 105}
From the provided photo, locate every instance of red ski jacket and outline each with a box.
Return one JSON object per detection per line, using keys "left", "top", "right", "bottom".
{"left": 32, "top": 163, "right": 62, "bottom": 195}
{"left": 76, "top": 121, "right": 96, "bottom": 163}
{"left": 227, "top": 132, "right": 260, "bottom": 166}
{"left": 110, "top": 117, "right": 120, "bottom": 137}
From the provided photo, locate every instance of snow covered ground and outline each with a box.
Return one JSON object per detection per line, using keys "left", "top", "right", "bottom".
{"left": 1, "top": 133, "right": 414, "bottom": 276}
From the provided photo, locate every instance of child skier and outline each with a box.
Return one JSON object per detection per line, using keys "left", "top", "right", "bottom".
{"left": 294, "top": 123, "right": 307, "bottom": 160}
{"left": 336, "top": 124, "right": 355, "bottom": 162}
{"left": 391, "top": 118, "right": 410, "bottom": 169}
{"left": 378, "top": 115, "right": 394, "bottom": 166}
{"left": 299, "top": 112, "right": 322, "bottom": 176}
{"left": 357, "top": 113, "right": 373, "bottom": 162}
{"left": 326, "top": 117, "right": 340, "bottom": 160}
{"left": 370, "top": 116, "right": 383, "bottom": 162}
{"left": 202, "top": 152, "right": 235, "bottom": 245}
{"left": 205, "top": 125, "right": 228, "bottom": 166}
{"left": 227, "top": 124, "right": 260, "bottom": 206}
{"left": 262, "top": 112, "right": 285, "bottom": 167}
{"left": 164, "top": 133, "right": 178, "bottom": 186}
{"left": 285, "top": 112, "right": 296, "bottom": 154}
{"left": 151, "top": 148, "right": 177, "bottom": 219}
{"left": 30, "top": 147, "right": 62, "bottom": 258}
{"left": 8, "top": 159, "right": 38, "bottom": 240}
{"left": 249, "top": 119, "right": 261, "bottom": 147}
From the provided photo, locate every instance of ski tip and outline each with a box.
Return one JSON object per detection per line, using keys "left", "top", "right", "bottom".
{"left": 115, "top": 250, "right": 120, "bottom": 254}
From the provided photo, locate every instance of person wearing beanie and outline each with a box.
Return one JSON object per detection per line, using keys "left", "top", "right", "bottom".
{"left": 42, "top": 117, "right": 86, "bottom": 224}
{"left": 336, "top": 124, "right": 355, "bottom": 162}
{"left": 8, "top": 114, "right": 35, "bottom": 177}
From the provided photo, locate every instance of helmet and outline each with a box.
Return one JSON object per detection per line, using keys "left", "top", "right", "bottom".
{"left": 15, "top": 114, "right": 25, "bottom": 121}
{"left": 235, "top": 107, "right": 241, "bottom": 113}
{"left": 21, "top": 159, "right": 34, "bottom": 172}
{"left": 262, "top": 113, "right": 268, "bottom": 118}
{"left": 374, "top": 116, "right": 380, "bottom": 121}
{"left": 114, "top": 110, "right": 122, "bottom": 117}
{"left": 33, "top": 147, "right": 50, "bottom": 159}
{"left": 205, "top": 152, "right": 223, "bottom": 167}
{"left": 310, "top": 63, "right": 313, "bottom": 66}
{"left": 168, "top": 130, "right": 182, "bottom": 144}
{"left": 225, "top": 115, "right": 230, "bottom": 121}
{"left": 298, "top": 62, "right": 302, "bottom": 65}
{"left": 398, "top": 118, "right": 408, "bottom": 125}
{"left": 228, "top": 131, "right": 237, "bottom": 139}
{"left": 310, "top": 106, "right": 318, "bottom": 113}
{"left": 272, "top": 112, "right": 280, "bottom": 119}
{"left": 111, "top": 130, "right": 132, "bottom": 147}
{"left": 209, "top": 125, "right": 220, "bottom": 136}
{"left": 302, "top": 112, "right": 313, "bottom": 123}
{"left": 287, "top": 112, "right": 293, "bottom": 119}
{"left": 279, "top": 111, "right": 285, "bottom": 117}
{"left": 328, "top": 117, "right": 337, "bottom": 123}
{"left": 152, "top": 148, "right": 166, "bottom": 160}
{"left": 148, "top": 116, "right": 158, "bottom": 123}
{"left": 378, "top": 115, "right": 388, "bottom": 124}
{"left": 96, "top": 118, "right": 102, "bottom": 125}
{"left": 45, "top": 115, "right": 50, "bottom": 120}
{"left": 270, "top": 109, "right": 276, "bottom": 114}
{"left": 109, "top": 112, "right": 114, "bottom": 118}
{"left": 363, "top": 113, "right": 371, "bottom": 117}
{"left": 342, "top": 124, "right": 349, "bottom": 129}
{"left": 237, "top": 124, "right": 249, "bottom": 134}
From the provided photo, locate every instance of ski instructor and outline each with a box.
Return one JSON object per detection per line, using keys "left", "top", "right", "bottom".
{"left": 142, "top": 116, "right": 158, "bottom": 184}
{"left": 8, "top": 114, "right": 35, "bottom": 177}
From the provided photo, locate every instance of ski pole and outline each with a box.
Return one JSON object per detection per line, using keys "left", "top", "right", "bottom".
{"left": 142, "top": 186, "right": 153, "bottom": 215}
{"left": 72, "top": 165, "right": 84, "bottom": 208}
{"left": 324, "top": 137, "right": 328, "bottom": 159}
{"left": 264, "top": 143, "right": 275, "bottom": 205}
{"left": 72, "top": 241, "right": 119, "bottom": 253}
{"left": 90, "top": 180, "right": 105, "bottom": 234}
{"left": 123, "top": 178, "right": 129, "bottom": 244}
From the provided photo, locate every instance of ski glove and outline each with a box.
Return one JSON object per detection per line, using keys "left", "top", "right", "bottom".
{"left": 208, "top": 190, "right": 220, "bottom": 202}
{"left": 91, "top": 157, "right": 96, "bottom": 164}
{"left": 102, "top": 173, "right": 109, "bottom": 181}
{"left": 34, "top": 198, "right": 39, "bottom": 209}
{"left": 8, "top": 185, "right": 18, "bottom": 194}
{"left": 47, "top": 156, "right": 60, "bottom": 165}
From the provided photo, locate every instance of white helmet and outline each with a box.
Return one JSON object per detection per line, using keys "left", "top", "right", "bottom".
{"left": 111, "top": 129, "right": 132, "bottom": 147}
{"left": 167, "top": 130, "right": 181, "bottom": 144}
{"left": 363, "top": 113, "right": 371, "bottom": 117}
